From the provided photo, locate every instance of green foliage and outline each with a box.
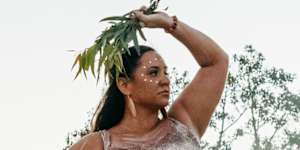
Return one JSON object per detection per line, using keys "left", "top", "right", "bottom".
{"left": 281, "top": 130, "right": 300, "bottom": 149}
{"left": 62, "top": 111, "right": 94, "bottom": 150}
{"left": 207, "top": 45, "right": 300, "bottom": 149}
{"left": 169, "top": 68, "right": 190, "bottom": 103}
{"left": 71, "top": 0, "right": 162, "bottom": 84}
{"left": 63, "top": 124, "right": 90, "bottom": 150}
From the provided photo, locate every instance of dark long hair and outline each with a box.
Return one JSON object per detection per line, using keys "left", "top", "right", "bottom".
{"left": 90, "top": 45, "right": 167, "bottom": 132}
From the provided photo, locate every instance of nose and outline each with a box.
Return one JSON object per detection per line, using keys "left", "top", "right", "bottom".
{"left": 159, "top": 74, "right": 170, "bottom": 86}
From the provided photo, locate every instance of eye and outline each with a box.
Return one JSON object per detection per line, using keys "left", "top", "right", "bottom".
{"left": 149, "top": 70, "right": 159, "bottom": 76}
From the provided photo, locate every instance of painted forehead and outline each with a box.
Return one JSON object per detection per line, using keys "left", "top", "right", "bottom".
{"left": 139, "top": 52, "right": 166, "bottom": 67}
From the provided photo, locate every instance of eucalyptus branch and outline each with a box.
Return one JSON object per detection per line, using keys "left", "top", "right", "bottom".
{"left": 268, "top": 113, "right": 287, "bottom": 143}
{"left": 216, "top": 97, "right": 227, "bottom": 148}
{"left": 257, "top": 103, "right": 280, "bottom": 130}
{"left": 248, "top": 74, "right": 261, "bottom": 149}
{"left": 234, "top": 102, "right": 241, "bottom": 114}
{"left": 223, "top": 107, "right": 248, "bottom": 133}
{"left": 70, "top": 0, "right": 163, "bottom": 84}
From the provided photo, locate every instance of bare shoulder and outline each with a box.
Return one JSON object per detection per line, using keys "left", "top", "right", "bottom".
{"left": 69, "top": 132, "right": 104, "bottom": 150}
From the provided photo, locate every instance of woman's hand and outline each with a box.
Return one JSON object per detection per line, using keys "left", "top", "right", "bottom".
{"left": 132, "top": 6, "right": 172, "bottom": 29}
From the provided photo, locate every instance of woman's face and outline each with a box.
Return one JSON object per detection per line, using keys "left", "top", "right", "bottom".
{"left": 129, "top": 51, "right": 170, "bottom": 109}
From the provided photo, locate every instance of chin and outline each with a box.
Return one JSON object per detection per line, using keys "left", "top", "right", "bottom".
{"left": 158, "top": 97, "right": 170, "bottom": 107}
{"left": 148, "top": 96, "right": 170, "bottom": 108}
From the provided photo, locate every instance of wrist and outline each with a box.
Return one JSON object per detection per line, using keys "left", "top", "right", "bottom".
{"left": 162, "top": 16, "right": 173, "bottom": 29}
{"left": 163, "top": 16, "right": 178, "bottom": 33}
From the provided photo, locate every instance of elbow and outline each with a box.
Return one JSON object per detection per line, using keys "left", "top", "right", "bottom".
{"left": 215, "top": 50, "right": 229, "bottom": 69}
{"left": 222, "top": 52, "right": 229, "bottom": 67}
{"left": 221, "top": 52, "right": 229, "bottom": 74}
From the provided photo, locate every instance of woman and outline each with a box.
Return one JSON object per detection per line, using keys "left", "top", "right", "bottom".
{"left": 70, "top": 6, "right": 229, "bottom": 150}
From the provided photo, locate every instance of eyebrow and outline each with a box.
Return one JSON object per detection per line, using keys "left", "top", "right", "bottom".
{"left": 148, "top": 66, "right": 168, "bottom": 70}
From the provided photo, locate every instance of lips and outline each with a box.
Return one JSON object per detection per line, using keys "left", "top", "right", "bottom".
{"left": 158, "top": 90, "right": 170, "bottom": 95}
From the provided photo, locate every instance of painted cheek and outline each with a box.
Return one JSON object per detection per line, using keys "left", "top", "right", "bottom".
{"left": 140, "top": 57, "right": 161, "bottom": 85}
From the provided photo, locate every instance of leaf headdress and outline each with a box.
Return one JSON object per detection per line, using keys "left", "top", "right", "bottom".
{"left": 71, "top": 0, "right": 163, "bottom": 85}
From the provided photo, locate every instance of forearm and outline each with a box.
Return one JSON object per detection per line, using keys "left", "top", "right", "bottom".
{"left": 168, "top": 19, "right": 228, "bottom": 67}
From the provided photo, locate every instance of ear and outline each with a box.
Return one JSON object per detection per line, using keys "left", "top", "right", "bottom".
{"left": 116, "top": 77, "right": 132, "bottom": 95}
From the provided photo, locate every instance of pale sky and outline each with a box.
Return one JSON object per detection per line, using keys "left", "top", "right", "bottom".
{"left": 0, "top": 0, "right": 300, "bottom": 149}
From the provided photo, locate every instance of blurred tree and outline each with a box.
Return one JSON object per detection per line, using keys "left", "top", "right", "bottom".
{"left": 207, "top": 45, "right": 300, "bottom": 150}
{"left": 63, "top": 111, "right": 92, "bottom": 150}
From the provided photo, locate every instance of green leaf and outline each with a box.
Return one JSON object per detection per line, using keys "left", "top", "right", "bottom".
{"left": 101, "top": 38, "right": 108, "bottom": 51}
{"left": 117, "top": 52, "right": 124, "bottom": 69}
{"left": 132, "top": 27, "right": 140, "bottom": 55}
{"left": 114, "top": 55, "right": 122, "bottom": 73}
{"left": 101, "top": 32, "right": 113, "bottom": 44}
{"left": 86, "top": 44, "right": 97, "bottom": 78}
{"left": 120, "top": 38, "right": 131, "bottom": 56}
{"left": 112, "top": 28, "right": 126, "bottom": 41}
{"left": 73, "top": 54, "right": 82, "bottom": 80}
{"left": 82, "top": 68, "right": 87, "bottom": 79}
{"left": 117, "top": 51, "right": 125, "bottom": 75}
{"left": 126, "top": 30, "right": 134, "bottom": 43}
{"left": 137, "top": 27, "right": 147, "bottom": 41}
{"left": 96, "top": 63, "right": 101, "bottom": 85}
{"left": 74, "top": 64, "right": 82, "bottom": 80}
{"left": 90, "top": 60, "right": 96, "bottom": 78}
{"left": 99, "top": 16, "right": 130, "bottom": 22}
{"left": 71, "top": 54, "right": 81, "bottom": 71}
{"left": 112, "top": 22, "right": 130, "bottom": 41}
{"left": 96, "top": 44, "right": 114, "bottom": 83}
{"left": 82, "top": 50, "right": 89, "bottom": 71}
{"left": 99, "top": 44, "right": 113, "bottom": 69}
{"left": 115, "top": 69, "right": 120, "bottom": 84}
{"left": 123, "top": 10, "right": 133, "bottom": 17}
{"left": 108, "top": 21, "right": 118, "bottom": 25}
{"left": 80, "top": 51, "right": 88, "bottom": 79}
{"left": 108, "top": 46, "right": 118, "bottom": 60}
{"left": 104, "top": 59, "right": 112, "bottom": 81}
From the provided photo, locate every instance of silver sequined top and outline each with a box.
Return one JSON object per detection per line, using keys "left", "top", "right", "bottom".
{"left": 99, "top": 117, "right": 201, "bottom": 150}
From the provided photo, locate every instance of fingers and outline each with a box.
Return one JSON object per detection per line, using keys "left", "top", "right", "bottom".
{"left": 132, "top": 10, "right": 146, "bottom": 20}
{"left": 139, "top": 5, "right": 148, "bottom": 12}
{"left": 130, "top": 6, "right": 152, "bottom": 28}
{"left": 131, "top": 5, "right": 149, "bottom": 18}
{"left": 132, "top": 10, "right": 150, "bottom": 28}
{"left": 130, "top": 6, "right": 146, "bottom": 19}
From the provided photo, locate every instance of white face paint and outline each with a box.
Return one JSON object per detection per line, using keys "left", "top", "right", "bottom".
{"left": 140, "top": 57, "right": 161, "bottom": 84}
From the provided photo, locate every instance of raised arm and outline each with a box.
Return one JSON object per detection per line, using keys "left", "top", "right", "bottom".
{"left": 170, "top": 19, "right": 228, "bottom": 67}
{"left": 133, "top": 8, "right": 229, "bottom": 137}
{"left": 167, "top": 18, "right": 229, "bottom": 137}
